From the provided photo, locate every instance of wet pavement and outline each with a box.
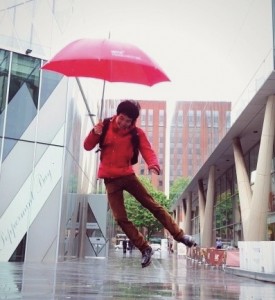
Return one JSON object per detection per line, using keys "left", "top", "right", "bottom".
{"left": 1, "top": 249, "right": 275, "bottom": 299}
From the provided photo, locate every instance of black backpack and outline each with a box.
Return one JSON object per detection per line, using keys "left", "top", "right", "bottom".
{"left": 98, "top": 118, "right": 140, "bottom": 165}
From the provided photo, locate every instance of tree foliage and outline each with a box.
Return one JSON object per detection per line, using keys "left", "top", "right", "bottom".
{"left": 169, "top": 177, "right": 190, "bottom": 203}
{"left": 124, "top": 176, "right": 171, "bottom": 239}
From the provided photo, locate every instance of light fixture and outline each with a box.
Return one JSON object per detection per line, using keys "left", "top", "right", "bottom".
{"left": 25, "top": 49, "right": 32, "bottom": 55}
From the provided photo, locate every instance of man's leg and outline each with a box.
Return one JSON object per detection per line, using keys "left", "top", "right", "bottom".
{"left": 105, "top": 179, "right": 150, "bottom": 252}
{"left": 124, "top": 175, "right": 196, "bottom": 247}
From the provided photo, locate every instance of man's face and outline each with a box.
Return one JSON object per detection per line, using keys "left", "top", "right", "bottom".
{"left": 116, "top": 113, "right": 133, "bottom": 130}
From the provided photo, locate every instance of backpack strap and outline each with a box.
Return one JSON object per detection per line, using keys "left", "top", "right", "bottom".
{"left": 130, "top": 127, "right": 139, "bottom": 165}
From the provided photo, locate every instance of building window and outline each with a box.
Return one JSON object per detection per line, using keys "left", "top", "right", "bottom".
{"left": 148, "top": 109, "right": 153, "bottom": 126}
{"left": 188, "top": 110, "right": 194, "bottom": 127}
{"left": 196, "top": 110, "right": 201, "bottom": 128}
{"left": 213, "top": 111, "right": 219, "bottom": 128}
{"left": 159, "top": 109, "right": 164, "bottom": 126}
{"left": 141, "top": 109, "right": 146, "bottom": 126}
{"left": 3, "top": 52, "right": 40, "bottom": 160}
{"left": 178, "top": 110, "right": 183, "bottom": 127}
{"left": 0, "top": 49, "right": 10, "bottom": 114}
{"left": 226, "top": 111, "right": 231, "bottom": 129}
{"left": 205, "top": 110, "right": 212, "bottom": 128}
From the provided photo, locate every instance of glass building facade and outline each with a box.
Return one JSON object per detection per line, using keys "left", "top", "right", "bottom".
{"left": 0, "top": 48, "right": 110, "bottom": 262}
{"left": 0, "top": 0, "right": 117, "bottom": 262}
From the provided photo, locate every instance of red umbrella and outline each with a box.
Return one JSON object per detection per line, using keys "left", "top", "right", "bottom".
{"left": 42, "top": 38, "right": 170, "bottom": 85}
{"left": 42, "top": 38, "right": 170, "bottom": 120}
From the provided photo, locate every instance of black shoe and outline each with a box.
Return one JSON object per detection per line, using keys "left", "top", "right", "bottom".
{"left": 141, "top": 247, "right": 154, "bottom": 268}
{"left": 181, "top": 235, "right": 197, "bottom": 248}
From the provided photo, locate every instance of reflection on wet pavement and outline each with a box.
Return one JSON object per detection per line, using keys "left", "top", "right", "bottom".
{"left": 1, "top": 250, "right": 275, "bottom": 299}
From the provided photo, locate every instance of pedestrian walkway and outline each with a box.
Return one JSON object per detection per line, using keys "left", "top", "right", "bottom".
{"left": 1, "top": 249, "right": 275, "bottom": 299}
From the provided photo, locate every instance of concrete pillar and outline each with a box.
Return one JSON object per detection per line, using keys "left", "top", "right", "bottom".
{"left": 232, "top": 137, "right": 252, "bottom": 240}
{"left": 198, "top": 179, "right": 206, "bottom": 240}
{"left": 201, "top": 165, "right": 215, "bottom": 247}
{"left": 78, "top": 197, "right": 88, "bottom": 258}
{"left": 174, "top": 205, "right": 181, "bottom": 251}
{"left": 247, "top": 95, "right": 275, "bottom": 240}
{"left": 180, "top": 199, "right": 186, "bottom": 231}
{"left": 185, "top": 192, "right": 192, "bottom": 235}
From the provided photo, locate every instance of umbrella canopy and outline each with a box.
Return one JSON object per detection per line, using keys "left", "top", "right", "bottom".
{"left": 42, "top": 38, "right": 170, "bottom": 86}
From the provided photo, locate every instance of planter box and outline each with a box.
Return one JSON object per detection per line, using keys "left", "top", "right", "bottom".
{"left": 238, "top": 241, "right": 275, "bottom": 273}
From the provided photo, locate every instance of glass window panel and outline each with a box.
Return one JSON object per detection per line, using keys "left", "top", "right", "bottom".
{"left": 3, "top": 53, "right": 40, "bottom": 160}
{"left": 0, "top": 49, "right": 10, "bottom": 154}
{"left": 159, "top": 109, "right": 164, "bottom": 126}
{"left": 141, "top": 109, "right": 146, "bottom": 126}
{"left": 196, "top": 110, "right": 201, "bottom": 127}
{"left": 220, "top": 174, "right": 226, "bottom": 201}
{"left": 40, "top": 63, "right": 63, "bottom": 108}
{"left": 148, "top": 109, "right": 153, "bottom": 126}
{"left": 205, "top": 110, "right": 211, "bottom": 127}
{"left": 226, "top": 168, "right": 233, "bottom": 197}
{"left": 188, "top": 110, "right": 194, "bottom": 127}
{"left": 215, "top": 205, "right": 222, "bottom": 228}
{"left": 227, "top": 199, "right": 233, "bottom": 224}
{"left": 178, "top": 110, "right": 183, "bottom": 127}
{"left": 213, "top": 111, "right": 219, "bottom": 128}
{"left": 226, "top": 111, "right": 231, "bottom": 129}
{"left": 0, "top": 49, "right": 10, "bottom": 114}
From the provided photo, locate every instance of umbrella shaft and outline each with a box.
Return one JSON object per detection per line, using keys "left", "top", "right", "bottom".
{"left": 99, "top": 81, "right": 106, "bottom": 120}
{"left": 76, "top": 78, "right": 95, "bottom": 126}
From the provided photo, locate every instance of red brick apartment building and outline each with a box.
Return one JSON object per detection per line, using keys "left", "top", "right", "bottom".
{"left": 103, "top": 100, "right": 231, "bottom": 193}
{"left": 169, "top": 101, "right": 231, "bottom": 187}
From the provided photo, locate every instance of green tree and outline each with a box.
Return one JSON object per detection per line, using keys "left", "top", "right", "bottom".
{"left": 169, "top": 177, "right": 190, "bottom": 204}
{"left": 124, "top": 176, "right": 171, "bottom": 239}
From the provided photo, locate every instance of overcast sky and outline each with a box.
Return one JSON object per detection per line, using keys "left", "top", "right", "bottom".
{"left": 55, "top": 0, "right": 272, "bottom": 105}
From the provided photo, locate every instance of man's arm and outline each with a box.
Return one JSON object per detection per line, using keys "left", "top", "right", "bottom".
{"left": 83, "top": 122, "right": 103, "bottom": 151}
{"left": 137, "top": 128, "right": 160, "bottom": 175}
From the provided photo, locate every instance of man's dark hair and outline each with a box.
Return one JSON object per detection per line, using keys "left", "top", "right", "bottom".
{"left": 116, "top": 100, "right": 141, "bottom": 121}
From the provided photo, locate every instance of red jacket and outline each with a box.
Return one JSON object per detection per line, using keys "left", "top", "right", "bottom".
{"left": 84, "top": 116, "right": 160, "bottom": 178}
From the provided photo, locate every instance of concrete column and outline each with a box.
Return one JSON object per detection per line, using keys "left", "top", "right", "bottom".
{"left": 185, "top": 192, "right": 192, "bottom": 235}
{"left": 198, "top": 179, "right": 206, "bottom": 240}
{"left": 181, "top": 199, "right": 186, "bottom": 231}
{"left": 174, "top": 205, "right": 181, "bottom": 251}
{"left": 201, "top": 165, "right": 215, "bottom": 247}
{"left": 247, "top": 95, "right": 275, "bottom": 240}
{"left": 232, "top": 137, "right": 252, "bottom": 240}
{"left": 78, "top": 197, "right": 88, "bottom": 258}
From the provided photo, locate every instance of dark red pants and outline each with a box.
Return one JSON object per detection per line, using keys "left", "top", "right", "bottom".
{"left": 104, "top": 174, "right": 184, "bottom": 252}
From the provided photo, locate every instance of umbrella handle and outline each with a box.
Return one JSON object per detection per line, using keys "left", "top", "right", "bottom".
{"left": 76, "top": 78, "right": 95, "bottom": 126}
